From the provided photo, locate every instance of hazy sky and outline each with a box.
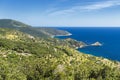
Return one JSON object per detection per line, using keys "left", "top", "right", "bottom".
{"left": 0, "top": 0, "right": 120, "bottom": 27}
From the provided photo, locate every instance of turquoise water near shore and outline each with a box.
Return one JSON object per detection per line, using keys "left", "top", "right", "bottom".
{"left": 56, "top": 27, "right": 120, "bottom": 61}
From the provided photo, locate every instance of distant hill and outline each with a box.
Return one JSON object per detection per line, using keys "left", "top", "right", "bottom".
{"left": 35, "top": 27, "right": 71, "bottom": 37}
{"left": 0, "top": 19, "right": 70, "bottom": 38}
{"left": 0, "top": 19, "right": 31, "bottom": 28}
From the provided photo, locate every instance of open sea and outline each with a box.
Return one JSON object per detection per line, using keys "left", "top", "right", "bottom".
{"left": 56, "top": 27, "right": 120, "bottom": 61}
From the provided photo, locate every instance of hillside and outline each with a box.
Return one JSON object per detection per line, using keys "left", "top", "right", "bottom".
{"left": 0, "top": 19, "right": 70, "bottom": 38}
{"left": 35, "top": 27, "right": 71, "bottom": 37}
{"left": 0, "top": 27, "right": 119, "bottom": 80}
{"left": 0, "top": 19, "right": 119, "bottom": 80}
{"left": 0, "top": 19, "right": 31, "bottom": 28}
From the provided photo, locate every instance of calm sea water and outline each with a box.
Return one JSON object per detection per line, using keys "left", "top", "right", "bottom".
{"left": 56, "top": 27, "right": 120, "bottom": 61}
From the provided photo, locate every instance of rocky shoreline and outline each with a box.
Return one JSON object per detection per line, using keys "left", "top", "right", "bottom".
{"left": 52, "top": 32, "right": 72, "bottom": 38}
{"left": 91, "top": 42, "right": 102, "bottom": 46}
{"left": 52, "top": 31, "right": 102, "bottom": 49}
{"left": 64, "top": 39, "right": 103, "bottom": 49}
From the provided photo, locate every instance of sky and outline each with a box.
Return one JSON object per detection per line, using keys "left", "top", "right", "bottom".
{"left": 0, "top": 0, "right": 120, "bottom": 27}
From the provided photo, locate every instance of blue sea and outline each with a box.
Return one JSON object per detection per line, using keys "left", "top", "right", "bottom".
{"left": 56, "top": 27, "right": 120, "bottom": 61}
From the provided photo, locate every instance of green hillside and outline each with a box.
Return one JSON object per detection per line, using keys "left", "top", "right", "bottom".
{"left": 35, "top": 27, "right": 71, "bottom": 37}
{"left": 0, "top": 19, "right": 31, "bottom": 28}
{"left": 0, "top": 28, "right": 119, "bottom": 80}
{"left": 0, "top": 19, "right": 119, "bottom": 80}
{"left": 0, "top": 19, "right": 70, "bottom": 38}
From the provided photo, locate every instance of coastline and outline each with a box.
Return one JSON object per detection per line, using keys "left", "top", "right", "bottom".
{"left": 51, "top": 32, "right": 72, "bottom": 38}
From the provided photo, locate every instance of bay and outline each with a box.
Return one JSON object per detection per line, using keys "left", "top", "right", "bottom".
{"left": 56, "top": 27, "right": 120, "bottom": 61}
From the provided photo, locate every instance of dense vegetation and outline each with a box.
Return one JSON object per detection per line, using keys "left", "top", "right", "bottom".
{"left": 0, "top": 28, "right": 119, "bottom": 80}
{"left": 0, "top": 19, "right": 120, "bottom": 80}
